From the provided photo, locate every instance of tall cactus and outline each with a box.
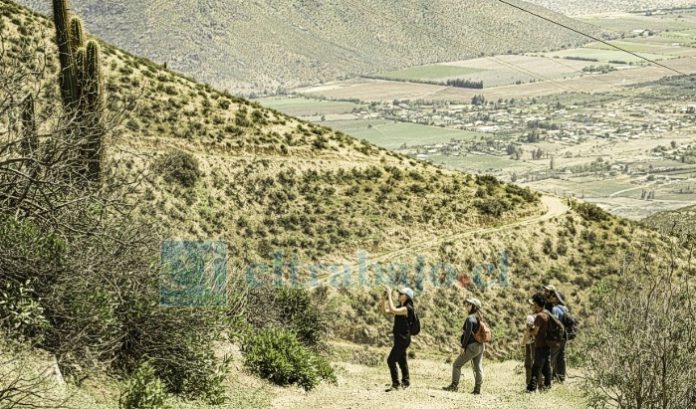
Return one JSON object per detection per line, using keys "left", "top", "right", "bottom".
{"left": 82, "top": 40, "right": 104, "bottom": 180}
{"left": 51, "top": 0, "right": 105, "bottom": 181}
{"left": 70, "top": 17, "right": 84, "bottom": 56}
{"left": 52, "top": 0, "right": 78, "bottom": 109}
{"left": 20, "top": 94, "right": 38, "bottom": 155}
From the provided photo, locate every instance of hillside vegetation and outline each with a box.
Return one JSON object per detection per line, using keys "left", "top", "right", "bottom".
{"left": 1, "top": 0, "right": 684, "bottom": 357}
{"left": 642, "top": 203, "right": 696, "bottom": 238}
{"left": 2, "top": 2, "right": 694, "bottom": 408}
{"left": 16, "top": 0, "right": 596, "bottom": 94}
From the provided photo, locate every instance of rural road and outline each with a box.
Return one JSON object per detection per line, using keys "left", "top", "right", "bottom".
{"left": 315, "top": 195, "right": 570, "bottom": 285}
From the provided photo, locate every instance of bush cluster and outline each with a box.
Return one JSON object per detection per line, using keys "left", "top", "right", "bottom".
{"left": 119, "top": 362, "right": 169, "bottom": 409}
{"left": 153, "top": 151, "right": 202, "bottom": 187}
{"left": 241, "top": 327, "right": 335, "bottom": 391}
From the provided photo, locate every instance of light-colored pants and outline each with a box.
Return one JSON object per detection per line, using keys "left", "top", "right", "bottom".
{"left": 451, "top": 342, "right": 485, "bottom": 387}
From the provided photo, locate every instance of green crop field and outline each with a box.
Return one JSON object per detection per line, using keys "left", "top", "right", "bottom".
{"left": 546, "top": 47, "right": 675, "bottom": 63}
{"left": 377, "top": 64, "right": 485, "bottom": 81}
{"left": 585, "top": 39, "right": 696, "bottom": 56}
{"left": 255, "top": 96, "right": 363, "bottom": 117}
{"left": 323, "top": 119, "right": 485, "bottom": 150}
{"left": 577, "top": 13, "right": 696, "bottom": 33}
{"left": 429, "top": 154, "right": 531, "bottom": 172}
{"left": 664, "top": 29, "right": 696, "bottom": 41}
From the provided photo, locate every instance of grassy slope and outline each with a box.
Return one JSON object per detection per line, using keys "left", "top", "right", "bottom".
{"left": 2, "top": 0, "right": 680, "bottom": 357}
{"left": 642, "top": 203, "right": 696, "bottom": 237}
{"left": 2, "top": 4, "right": 688, "bottom": 407}
{"left": 16, "top": 0, "right": 596, "bottom": 94}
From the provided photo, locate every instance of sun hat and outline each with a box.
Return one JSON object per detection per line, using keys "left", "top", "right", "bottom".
{"left": 398, "top": 287, "right": 414, "bottom": 300}
{"left": 543, "top": 284, "right": 557, "bottom": 292}
{"left": 465, "top": 297, "right": 482, "bottom": 310}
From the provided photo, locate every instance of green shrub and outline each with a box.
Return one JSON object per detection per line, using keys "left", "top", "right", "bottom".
{"left": 120, "top": 362, "right": 169, "bottom": 409}
{"left": 475, "top": 198, "right": 511, "bottom": 217}
{"left": 246, "top": 287, "right": 325, "bottom": 348}
{"left": 574, "top": 202, "right": 610, "bottom": 222}
{"left": 116, "top": 306, "right": 230, "bottom": 404}
{"left": 154, "top": 151, "right": 201, "bottom": 187}
{"left": 242, "top": 327, "right": 336, "bottom": 391}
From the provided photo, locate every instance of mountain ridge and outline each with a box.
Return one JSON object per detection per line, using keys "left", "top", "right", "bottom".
{"left": 16, "top": 0, "right": 597, "bottom": 94}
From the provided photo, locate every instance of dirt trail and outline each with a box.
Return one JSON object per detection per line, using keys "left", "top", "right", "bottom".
{"left": 313, "top": 196, "right": 569, "bottom": 284}
{"left": 270, "top": 356, "right": 586, "bottom": 409}
{"left": 362, "top": 196, "right": 569, "bottom": 266}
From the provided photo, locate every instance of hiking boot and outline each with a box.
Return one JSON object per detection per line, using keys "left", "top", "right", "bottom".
{"left": 385, "top": 384, "right": 400, "bottom": 392}
{"left": 442, "top": 384, "right": 458, "bottom": 392}
{"left": 472, "top": 385, "right": 481, "bottom": 395}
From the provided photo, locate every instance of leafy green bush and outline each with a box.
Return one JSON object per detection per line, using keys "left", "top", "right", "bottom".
{"left": 242, "top": 327, "right": 335, "bottom": 391}
{"left": 247, "top": 287, "right": 326, "bottom": 348}
{"left": 574, "top": 201, "right": 610, "bottom": 222}
{"left": 120, "top": 362, "right": 169, "bottom": 409}
{"left": 115, "top": 305, "right": 230, "bottom": 404}
{"left": 475, "top": 198, "right": 511, "bottom": 217}
{"left": 154, "top": 151, "right": 201, "bottom": 187}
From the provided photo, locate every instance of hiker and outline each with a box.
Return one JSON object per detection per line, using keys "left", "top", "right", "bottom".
{"left": 544, "top": 286, "right": 569, "bottom": 383}
{"left": 521, "top": 312, "right": 537, "bottom": 388}
{"left": 526, "top": 293, "right": 554, "bottom": 393}
{"left": 443, "top": 298, "right": 485, "bottom": 395}
{"left": 382, "top": 286, "right": 416, "bottom": 392}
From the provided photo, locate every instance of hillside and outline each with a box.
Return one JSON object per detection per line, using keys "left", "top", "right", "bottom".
{"left": 1, "top": 0, "right": 683, "bottom": 360}
{"left": 642, "top": 203, "right": 696, "bottom": 238}
{"left": 16, "top": 0, "right": 597, "bottom": 94}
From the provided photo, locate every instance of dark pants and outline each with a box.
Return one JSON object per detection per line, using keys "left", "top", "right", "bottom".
{"left": 527, "top": 346, "right": 551, "bottom": 391}
{"left": 387, "top": 336, "right": 411, "bottom": 386}
{"left": 550, "top": 341, "right": 567, "bottom": 382}
{"left": 524, "top": 343, "right": 534, "bottom": 386}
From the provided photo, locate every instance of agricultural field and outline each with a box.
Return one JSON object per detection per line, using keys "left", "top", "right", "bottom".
{"left": 298, "top": 56, "right": 696, "bottom": 103}
{"left": 368, "top": 55, "right": 608, "bottom": 88}
{"left": 322, "top": 119, "right": 485, "bottom": 150}
{"left": 255, "top": 96, "right": 364, "bottom": 118}
{"left": 375, "top": 64, "right": 484, "bottom": 82}
{"left": 577, "top": 10, "right": 696, "bottom": 32}
{"left": 528, "top": 0, "right": 696, "bottom": 16}
{"left": 428, "top": 154, "right": 537, "bottom": 173}
{"left": 544, "top": 47, "right": 676, "bottom": 63}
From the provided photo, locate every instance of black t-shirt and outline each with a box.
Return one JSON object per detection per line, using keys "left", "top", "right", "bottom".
{"left": 460, "top": 314, "right": 480, "bottom": 346}
{"left": 393, "top": 303, "right": 415, "bottom": 339}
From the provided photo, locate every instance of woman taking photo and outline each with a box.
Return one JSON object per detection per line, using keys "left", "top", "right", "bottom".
{"left": 382, "top": 286, "right": 415, "bottom": 392}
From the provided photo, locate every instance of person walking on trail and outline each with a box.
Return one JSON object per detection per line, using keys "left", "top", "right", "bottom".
{"left": 526, "top": 293, "right": 554, "bottom": 393}
{"left": 442, "top": 298, "right": 485, "bottom": 395}
{"left": 544, "top": 286, "right": 569, "bottom": 383}
{"left": 521, "top": 311, "right": 538, "bottom": 388}
{"left": 382, "top": 286, "right": 416, "bottom": 392}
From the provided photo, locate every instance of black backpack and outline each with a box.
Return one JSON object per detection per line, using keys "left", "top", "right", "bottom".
{"left": 409, "top": 307, "right": 421, "bottom": 336}
{"left": 560, "top": 311, "right": 578, "bottom": 341}
{"left": 544, "top": 311, "right": 566, "bottom": 343}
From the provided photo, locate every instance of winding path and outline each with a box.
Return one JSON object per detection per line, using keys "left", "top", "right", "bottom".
{"left": 315, "top": 196, "right": 570, "bottom": 285}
